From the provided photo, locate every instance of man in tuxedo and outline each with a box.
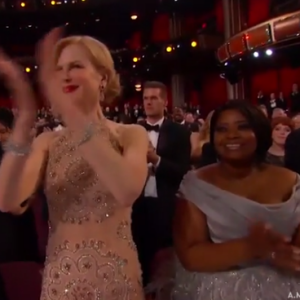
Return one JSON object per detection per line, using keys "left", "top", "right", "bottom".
{"left": 285, "top": 127, "right": 300, "bottom": 174}
{"left": 131, "top": 81, "right": 191, "bottom": 286}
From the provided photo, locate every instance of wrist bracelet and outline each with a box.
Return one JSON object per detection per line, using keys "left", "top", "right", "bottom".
{"left": 3, "top": 140, "right": 31, "bottom": 156}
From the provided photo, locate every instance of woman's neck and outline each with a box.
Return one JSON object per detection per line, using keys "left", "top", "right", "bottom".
{"left": 218, "top": 161, "right": 258, "bottom": 180}
{"left": 268, "top": 143, "right": 285, "bottom": 156}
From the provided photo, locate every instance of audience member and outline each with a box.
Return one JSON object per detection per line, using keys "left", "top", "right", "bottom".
{"left": 271, "top": 107, "right": 286, "bottom": 118}
{"left": 266, "top": 116, "right": 293, "bottom": 166}
{"left": 173, "top": 107, "right": 200, "bottom": 158}
{"left": 131, "top": 81, "right": 191, "bottom": 286}
{"left": 290, "top": 83, "right": 300, "bottom": 114}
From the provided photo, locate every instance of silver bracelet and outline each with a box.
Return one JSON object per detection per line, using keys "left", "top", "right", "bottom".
{"left": 3, "top": 140, "right": 31, "bottom": 156}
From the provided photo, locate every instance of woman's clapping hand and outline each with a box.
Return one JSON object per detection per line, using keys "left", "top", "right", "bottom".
{"left": 248, "top": 222, "right": 300, "bottom": 272}
{"left": 0, "top": 50, "right": 36, "bottom": 128}
{"left": 270, "top": 242, "right": 300, "bottom": 272}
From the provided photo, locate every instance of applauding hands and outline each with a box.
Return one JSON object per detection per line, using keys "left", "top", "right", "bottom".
{"left": 248, "top": 222, "right": 300, "bottom": 272}
{"left": 0, "top": 28, "right": 62, "bottom": 139}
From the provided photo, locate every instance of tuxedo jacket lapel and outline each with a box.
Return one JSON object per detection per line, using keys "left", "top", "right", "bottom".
{"left": 156, "top": 119, "right": 170, "bottom": 155}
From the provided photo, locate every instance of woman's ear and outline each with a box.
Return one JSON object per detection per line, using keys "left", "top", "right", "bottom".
{"left": 100, "top": 74, "right": 108, "bottom": 89}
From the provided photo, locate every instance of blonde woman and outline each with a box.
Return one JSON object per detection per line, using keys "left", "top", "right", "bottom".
{"left": 0, "top": 29, "right": 148, "bottom": 299}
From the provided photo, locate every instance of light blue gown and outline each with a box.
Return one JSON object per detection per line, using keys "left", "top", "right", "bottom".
{"left": 147, "top": 171, "right": 300, "bottom": 300}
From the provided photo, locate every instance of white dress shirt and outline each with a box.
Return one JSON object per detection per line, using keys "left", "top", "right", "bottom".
{"left": 144, "top": 118, "right": 164, "bottom": 198}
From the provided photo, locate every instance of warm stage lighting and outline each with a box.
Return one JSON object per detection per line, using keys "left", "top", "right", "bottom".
{"left": 25, "top": 67, "right": 31, "bottom": 73}
{"left": 191, "top": 41, "right": 197, "bottom": 47}
{"left": 166, "top": 46, "right": 172, "bottom": 52}
{"left": 135, "top": 83, "right": 141, "bottom": 91}
{"left": 51, "top": 0, "right": 56, "bottom": 5}
{"left": 132, "top": 57, "right": 139, "bottom": 62}
{"left": 20, "top": 2, "right": 26, "bottom": 7}
{"left": 131, "top": 14, "right": 138, "bottom": 20}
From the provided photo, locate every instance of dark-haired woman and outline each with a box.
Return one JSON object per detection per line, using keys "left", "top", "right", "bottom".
{"left": 148, "top": 100, "right": 300, "bottom": 299}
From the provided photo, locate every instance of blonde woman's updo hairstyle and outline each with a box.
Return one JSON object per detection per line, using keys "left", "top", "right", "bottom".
{"left": 54, "top": 35, "right": 121, "bottom": 104}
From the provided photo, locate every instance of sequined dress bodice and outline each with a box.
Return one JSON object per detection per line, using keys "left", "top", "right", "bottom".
{"left": 41, "top": 130, "right": 143, "bottom": 300}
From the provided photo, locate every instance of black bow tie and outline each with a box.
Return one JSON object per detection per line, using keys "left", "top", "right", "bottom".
{"left": 145, "top": 123, "right": 160, "bottom": 132}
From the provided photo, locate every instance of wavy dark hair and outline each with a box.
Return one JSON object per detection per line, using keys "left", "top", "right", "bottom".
{"left": 209, "top": 100, "right": 272, "bottom": 163}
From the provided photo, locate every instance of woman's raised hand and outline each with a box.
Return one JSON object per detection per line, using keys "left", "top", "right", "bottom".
{"left": 0, "top": 50, "right": 36, "bottom": 128}
{"left": 36, "top": 27, "right": 62, "bottom": 100}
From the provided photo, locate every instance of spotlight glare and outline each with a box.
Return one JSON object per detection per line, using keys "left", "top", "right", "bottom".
{"left": 253, "top": 51, "right": 259, "bottom": 57}
{"left": 20, "top": 2, "right": 25, "bottom": 7}
{"left": 166, "top": 46, "right": 172, "bottom": 52}
{"left": 131, "top": 14, "right": 138, "bottom": 20}
{"left": 25, "top": 67, "right": 30, "bottom": 73}
{"left": 191, "top": 41, "right": 197, "bottom": 47}
{"left": 266, "top": 49, "right": 273, "bottom": 56}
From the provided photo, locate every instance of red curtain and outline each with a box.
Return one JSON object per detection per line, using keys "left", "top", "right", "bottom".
{"left": 151, "top": 14, "right": 170, "bottom": 42}
{"left": 215, "top": 0, "right": 224, "bottom": 33}
{"left": 248, "top": 0, "right": 270, "bottom": 27}
{"left": 127, "top": 31, "right": 141, "bottom": 50}
{"left": 198, "top": 73, "right": 227, "bottom": 115}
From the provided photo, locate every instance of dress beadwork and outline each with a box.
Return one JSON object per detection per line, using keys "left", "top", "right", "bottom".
{"left": 41, "top": 129, "right": 143, "bottom": 300}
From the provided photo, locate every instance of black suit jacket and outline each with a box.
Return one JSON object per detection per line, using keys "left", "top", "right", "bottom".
{"left": 143, "top": 119, "right": 191, "bottom": 198}
{"left": 285, "top": 128, "right": 300, "bottom": 174}
{"left": 291, "top": 92, "right": 300, "bottom": 114}
{"left": 132, "top": 119, "right": 191, "bottom": 246}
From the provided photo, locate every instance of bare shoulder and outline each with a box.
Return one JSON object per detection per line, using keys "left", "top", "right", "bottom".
{"left": 117, "top": 123, "right": 148, "bottom": 142}
{"left": 264, "top": 164, "right": 298, "bottom": 191}
{"left": 196, "top": 163, "right": 219, "bottom": 181}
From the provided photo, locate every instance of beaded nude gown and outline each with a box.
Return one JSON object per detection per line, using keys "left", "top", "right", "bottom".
{"left": 41, "top": 129, "right": 144, "bottom": 300}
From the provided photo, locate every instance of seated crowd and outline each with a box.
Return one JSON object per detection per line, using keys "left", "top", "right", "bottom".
{"left": 0, "top": 84, "right": 300, "bottom": 299}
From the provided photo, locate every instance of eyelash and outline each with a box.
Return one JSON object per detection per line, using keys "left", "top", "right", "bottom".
{"left": 56, "top": 64, "right": 82, "bottom": 71}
